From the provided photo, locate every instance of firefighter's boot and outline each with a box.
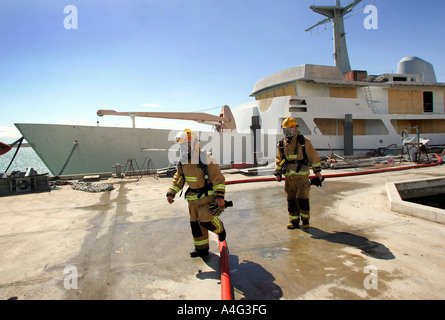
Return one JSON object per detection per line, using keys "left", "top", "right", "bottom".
{"left": 287, "top": 220, "right": 300, "bottom": 229}
{"left": 298, "top": 198, "right": 310, "bottom": 229}
{"left": 190, "top": 248, "right": 209, "bottom": 258}
{"left": 190, "top": 221, "right": 210, "bottom": 258}
{"left": 287, "top": 213, "right": 300, "bottom": 229}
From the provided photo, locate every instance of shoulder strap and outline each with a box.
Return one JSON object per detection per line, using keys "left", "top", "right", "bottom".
{"left": 298, "top": 134, "right": 305, "bottom": 146}
{"left": 198, "top": 151, "right": 210, "bottom": 182}
{"left": 297, "top": 134, "right": 308, "bottom": 165}
{"left": 177, "top": 161, "right": 184, "bottom": 176}
{"left": 278, "top": 138, "right": 285, "bottom": 159}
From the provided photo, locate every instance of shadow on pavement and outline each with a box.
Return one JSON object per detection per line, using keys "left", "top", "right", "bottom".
{"left": 196, "top": 253, "right": 283, "bottom": 300}
{"left": 304, "top": 227, "right": 395, "bottom": 260}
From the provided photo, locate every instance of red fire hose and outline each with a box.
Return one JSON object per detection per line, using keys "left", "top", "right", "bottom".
{"left": 226, "top": 154, "right": 442, "bottom": 185}
{"left": 218, "top": 239, "right": 232, "bottom": 300}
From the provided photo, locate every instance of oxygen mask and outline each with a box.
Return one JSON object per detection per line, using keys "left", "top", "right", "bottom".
{"left": 283, "top": 126, "right": 297, "bottom": 138}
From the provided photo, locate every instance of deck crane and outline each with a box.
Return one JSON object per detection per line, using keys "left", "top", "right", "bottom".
{"left": 97, "top": 105, "right": 237, "bottom": 132}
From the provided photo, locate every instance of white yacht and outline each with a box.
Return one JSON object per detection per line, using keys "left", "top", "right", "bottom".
{"left": 13, "top": 1, "right": 445, "bottom": 176}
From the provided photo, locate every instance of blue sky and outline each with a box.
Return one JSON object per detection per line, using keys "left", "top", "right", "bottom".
{"left": 1, "top": 0, "right": 444, "bottom": 142}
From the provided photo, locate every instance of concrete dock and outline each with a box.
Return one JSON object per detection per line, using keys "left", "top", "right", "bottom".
{"left": 1, "top": 164, "right": 445, "bottom": 300}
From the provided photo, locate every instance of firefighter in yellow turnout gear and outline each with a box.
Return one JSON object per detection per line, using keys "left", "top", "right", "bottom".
{"left": 167, "top": 129, "right": 227, "bottom": 258}
{"left": 274, "top": 117, "right": 324, "bottom": 229}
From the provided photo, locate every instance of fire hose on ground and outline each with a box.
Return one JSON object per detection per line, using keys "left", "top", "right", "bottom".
{"left": 225, "top": 154, "right": 443, "bottom": 185}
{"left": 218, "top": 239, "right": 232, "bottom": 300}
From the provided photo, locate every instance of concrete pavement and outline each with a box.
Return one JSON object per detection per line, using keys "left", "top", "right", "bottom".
{"left": 1, "top": 164, "right": 444, "bottom": 300}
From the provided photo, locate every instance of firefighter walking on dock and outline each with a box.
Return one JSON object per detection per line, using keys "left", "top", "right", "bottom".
{"left": 167, "top": 129, "right": 227, "bottom": 258}
{"left": 274, "top": 117, "right": 324, "bottom": 229}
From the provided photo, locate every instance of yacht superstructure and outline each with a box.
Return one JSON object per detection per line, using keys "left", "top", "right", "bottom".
{"left": 231, "top": 57, "right": 445, "bottom": 155}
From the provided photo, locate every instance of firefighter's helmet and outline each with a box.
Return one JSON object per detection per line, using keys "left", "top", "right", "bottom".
{"left": 175, "top": 129, "right": 199, "bottom": 161}
{"left": 281, "top": 117, "right": 298, "bottom": 138}
{"left": 175, "top": 129, "right": 198, "bottom": 143}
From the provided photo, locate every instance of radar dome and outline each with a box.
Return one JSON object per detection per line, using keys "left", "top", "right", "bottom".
{"left": 397, "top": 56, "right": 437, "bottom": 82}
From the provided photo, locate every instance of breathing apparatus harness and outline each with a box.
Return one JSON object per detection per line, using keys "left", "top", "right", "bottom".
{"left": 277, "top": 134, "right": 309, "bottom": 175}
{"left": 276, "top": 134, "right": 325, "bottom": 187}
{"left": 177, "top": 151, "right": 215, "bottom": 199}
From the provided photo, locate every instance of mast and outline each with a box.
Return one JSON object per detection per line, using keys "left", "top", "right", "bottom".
{"left": 305, "top": 0, "right": 362, "bottom": 74}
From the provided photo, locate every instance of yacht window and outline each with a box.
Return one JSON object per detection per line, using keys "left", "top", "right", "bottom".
{"left": 423, "top": 91, "right": 433, "bottom": 113}
{"left": 289, "top": 99, "right": 307, "bottom": 105}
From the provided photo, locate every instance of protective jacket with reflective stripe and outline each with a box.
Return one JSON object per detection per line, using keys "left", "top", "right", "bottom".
{"left": 168, "top": 152, "right": 225, "bottom": 202}
{"left": 275, "top": 135, "right": 322, "bottom": 176}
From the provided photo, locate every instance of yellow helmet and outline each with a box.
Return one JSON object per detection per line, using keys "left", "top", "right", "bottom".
{"left": 174, "top": 129, "right": 198, "bottom": 144}
{"left": 175, "top": 129, "right": 199, "bottom": 161}
{"left": 281, "top": 117, "right": 298, "bottom": 138}
{"left": 281, "top": 117, "right": 298, "bottom": 128}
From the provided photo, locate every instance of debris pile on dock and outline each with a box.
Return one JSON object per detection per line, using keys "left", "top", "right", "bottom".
{"left": 320, "top": 152, "right": 438, "bottom": 170}
{"left": 322, "top": 155, "right": 396, "bottom": 169}
{"left": 71, "top": 182, "right": 114, "bottom": 193}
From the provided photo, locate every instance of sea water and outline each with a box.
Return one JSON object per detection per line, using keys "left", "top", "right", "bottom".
{"left": 0, "top": 147, "right": 52, "bottom": 176}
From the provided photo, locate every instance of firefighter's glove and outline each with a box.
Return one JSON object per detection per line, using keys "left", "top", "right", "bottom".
{"left": 209, "top": 202, "right": 224, "bottom": 217}
{"left": 209, "top": 200, "right": 233, "bottom": 217}
{"left": 310, "top": 176, "right": 325, "bottom": 187}
{"left": 166, "top": 192, "right": 175, "bottom": 204}
{"left": 274, "top": 173, "right": 282, "bottom": 182}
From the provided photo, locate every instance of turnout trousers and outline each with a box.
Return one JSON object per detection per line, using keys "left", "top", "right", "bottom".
{"left": 284, "top": 174, "right": 311, "bottom": 225}
{"left": 188, "top": 195, "right": 225, "bottom": 253}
